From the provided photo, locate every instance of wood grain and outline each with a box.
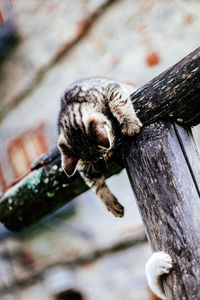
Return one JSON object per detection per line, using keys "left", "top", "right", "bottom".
{"left": 131, "top": 47, "right": 200, "bottom": 127}
{"left": 124, "top": 121, "right": 200, "bottom": 299}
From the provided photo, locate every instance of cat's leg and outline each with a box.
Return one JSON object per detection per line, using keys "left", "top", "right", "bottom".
{"left": 106, "top": 82, "right": 142, "bottom": 136}
{"left": 145, "top": 252, "right": 173, "bottom": 300}
{"left": 78, "top": 161, "right": 124, "bottom": 217}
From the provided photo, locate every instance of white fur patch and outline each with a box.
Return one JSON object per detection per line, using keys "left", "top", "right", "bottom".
{"left": 145, "top": 252, "right": 173, "bottom": 299}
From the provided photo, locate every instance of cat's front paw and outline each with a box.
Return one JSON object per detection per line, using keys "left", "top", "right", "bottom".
{"left": 106, "top": 199, "right": 124, "bottom": 217}
{"left": 146, "top": 252, "right": 173, "bottom": 279}
{"left": 121, "top": 117, "right": 142, "bottom": 136}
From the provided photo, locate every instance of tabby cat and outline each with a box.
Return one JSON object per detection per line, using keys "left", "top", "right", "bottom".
{"left": 57, "top": 77, "right": 142, "bottom": 217}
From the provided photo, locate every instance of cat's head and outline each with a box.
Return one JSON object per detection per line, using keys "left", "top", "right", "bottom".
{"left": 57, "top": 112, "right": 115, "bottom": 176}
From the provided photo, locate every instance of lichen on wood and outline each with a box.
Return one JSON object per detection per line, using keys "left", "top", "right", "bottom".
{"left": 0, "top": 149, "right": 122, "bottom": 231}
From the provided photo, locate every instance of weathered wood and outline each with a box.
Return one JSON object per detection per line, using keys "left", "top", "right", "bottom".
{"left": 0, "top": 46, "right": 200, "bottom": 230}
{"left": 0, "top": 149, "right": 122, "bottom": 231}
{"left": 124, "top": 121, "right": 200, "bottom": 300}
{"left": 132, "top": 47, "right": 200, "bottom": 127}
{"left": 174, "top": 124, "right": 200, "bottom": 193}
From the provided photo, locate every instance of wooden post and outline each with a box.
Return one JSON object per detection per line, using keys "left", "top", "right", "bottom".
{"left": 124, "top": 121, "right": 200, "bottom": 299}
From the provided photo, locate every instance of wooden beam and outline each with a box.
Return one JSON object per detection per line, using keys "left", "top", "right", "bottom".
{"left": 124, "top": 121, "right": 200, "bottom": 299}
{"left": 132, "top": 47, "right": 200, "bottom": 127}
{"left": 0, "top": 148, "right": 122, "bottom": 231}
{"left": 0, "top": 46, "right": 200, "bottom": 231}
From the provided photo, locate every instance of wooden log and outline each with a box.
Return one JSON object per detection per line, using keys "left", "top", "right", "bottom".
{"left": 132, "top": 47, "right": 200, "bottom": 127}
{"left": 124, "top": 121, "right": 200, "bottom": 299}
{"left": 0, "top": 149, "right": 122, "bottom": 231}
{"left": 1, "top": 46, "right": 200, "bottom": 230}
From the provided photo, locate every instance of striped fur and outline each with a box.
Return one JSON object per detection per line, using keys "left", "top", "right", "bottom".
{"left": 57, "top": 77, "right": 142, "bottom": 217}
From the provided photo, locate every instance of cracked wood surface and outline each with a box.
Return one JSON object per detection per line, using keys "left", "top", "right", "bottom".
{"left": 0, "top": 46, "right": 200, "bottom": 231}
{"left": 125, "top": 121, "right": 200, "bottom": 300}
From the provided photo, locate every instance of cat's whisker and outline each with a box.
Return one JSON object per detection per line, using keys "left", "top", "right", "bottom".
{"left": 91, "top": 163, "right": 98, "bottom": 173}
{"left": 104, "top": 159, "right": 109, "bottom": 170}
{"left": 86, "top": 163, "right": 91, "bottom": 177}
{"left": 114, "top": 140, "right": 124, "bottom": 148}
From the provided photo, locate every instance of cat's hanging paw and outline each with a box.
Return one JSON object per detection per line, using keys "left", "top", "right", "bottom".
{"left": 106, "top": 198, "right": 124, "bottom": 217}
{"left": 145, "top": 252, "right": 173, "bottom": 300}
{"left": 121, "top": 117, "right": 142, "bottom": 136}
{"left": 146, "top": 251, "right": 172, "bottom": 277}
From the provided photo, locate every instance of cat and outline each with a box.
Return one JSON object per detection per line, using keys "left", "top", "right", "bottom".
{"left": 57, "top": 76, "right": 142, "bottom": 217}
{"left": 146, "top": 252, "right": 173, "bottom": 299}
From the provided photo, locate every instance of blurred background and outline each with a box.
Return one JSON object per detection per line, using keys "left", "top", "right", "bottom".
{"left": 0, "top": 0, "right": 200, "bottom": 299}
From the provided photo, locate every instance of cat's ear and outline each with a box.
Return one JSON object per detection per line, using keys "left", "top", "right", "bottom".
{"left": 57, "top": 141, "right": 79, "bottom": 176}
{"left": 88, "top": 119, "right": 112, "bottom": 149}
{"left": 62, "top": 153, "right": 79, "bottom": 176}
